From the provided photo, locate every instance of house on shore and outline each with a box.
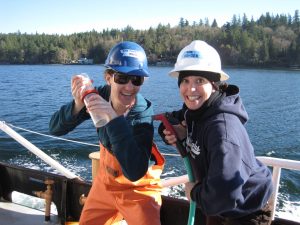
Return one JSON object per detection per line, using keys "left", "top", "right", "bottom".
{"left": 65, "top": 57, "right": 94, "bottom": 65}
{"left": 78, "top": 58, "right": 93, "bottom": 65}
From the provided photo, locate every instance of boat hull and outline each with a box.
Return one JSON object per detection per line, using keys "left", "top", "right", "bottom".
{"left": 0, "top": 162, "right": 298, "bottom": 225}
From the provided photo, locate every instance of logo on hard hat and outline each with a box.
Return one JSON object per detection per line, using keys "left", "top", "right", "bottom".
{"left": 120, "top": 49, "right": 143, "bottom": 59}
{"left": 183, "top": 50, "right": 202, "bottom": 59}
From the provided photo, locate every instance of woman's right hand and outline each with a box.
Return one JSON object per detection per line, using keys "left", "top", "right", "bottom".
{"left": 71, "top": 75, "right": 86, "bottom": 115}
{"left": 163, "top": 129, "right": 177, "bottom": 146}
{"left": 163, "top": 121, "right": 187, "bottom": 147}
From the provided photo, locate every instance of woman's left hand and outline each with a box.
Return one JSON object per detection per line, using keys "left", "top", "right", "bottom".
{"left": 85, "top": 94, "right": 117, "bottom": 122}
{"left": 185, "top": 182, "right": 196, "bottom": 201}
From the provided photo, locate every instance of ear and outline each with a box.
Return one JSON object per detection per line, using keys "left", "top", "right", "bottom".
{"left": 211, "top": 82, "right": 218, "bottom": 91}
{"left": 105, "top": 73, "right": 112, "bottom": 85}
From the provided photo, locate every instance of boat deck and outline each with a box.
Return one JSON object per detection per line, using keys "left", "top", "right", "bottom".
{"left": 0, "top": 200, "right": 59, "bottom": 225}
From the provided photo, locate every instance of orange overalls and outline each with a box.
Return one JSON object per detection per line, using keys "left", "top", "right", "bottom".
{"left": 79, "top": 143, "right": 165, "bottom": 225}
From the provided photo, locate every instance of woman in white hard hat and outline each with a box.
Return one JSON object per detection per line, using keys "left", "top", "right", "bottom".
{"left": 50, "top": 41, "right": 164, "bottom": 225}
{"left": 158, "top": 40, "right": 273, "bottom": 225}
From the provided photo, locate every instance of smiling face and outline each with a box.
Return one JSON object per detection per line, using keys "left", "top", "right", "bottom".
{"left": 105, "top": 71, "right": 141, "bottom": 115}
{"left": 179, "top": 75, "right": 215, "bottom": 110}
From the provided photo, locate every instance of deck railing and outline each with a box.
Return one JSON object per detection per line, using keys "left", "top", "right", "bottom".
{"left": 0, "top": 121, "right": 79, "bottom": 179}
{"left": 257, "top": 156, "right": 300, "bottom": 220}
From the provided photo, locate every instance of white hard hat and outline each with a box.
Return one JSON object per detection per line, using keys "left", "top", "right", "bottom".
{"left": 169, "top": 40, "right": 229, "bottom": 81}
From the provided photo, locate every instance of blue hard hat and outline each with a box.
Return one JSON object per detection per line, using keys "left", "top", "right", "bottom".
{"left": 104, "top": 41, "right": 149, "bottom": 77}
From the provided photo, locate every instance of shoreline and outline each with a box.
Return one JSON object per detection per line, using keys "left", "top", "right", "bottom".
{"left": 1, "top": 63, "right": 299, "bottom": 71}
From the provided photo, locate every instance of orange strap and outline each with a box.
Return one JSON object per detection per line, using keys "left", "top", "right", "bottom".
{"left": 151, "top": 142, "right": 165, "bottom": 166}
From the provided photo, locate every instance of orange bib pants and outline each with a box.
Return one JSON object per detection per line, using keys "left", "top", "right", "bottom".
{"left": 79, "top": 143, "right": 165, "bottom": 225}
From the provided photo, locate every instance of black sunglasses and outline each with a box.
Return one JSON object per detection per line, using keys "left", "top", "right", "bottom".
{"left": 113, "top": 72, "right": 144, "bottom": 86}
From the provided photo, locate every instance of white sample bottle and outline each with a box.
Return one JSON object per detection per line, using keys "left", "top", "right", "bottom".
{"left": 80, "top": 73, "right": 108, "bottom": 127}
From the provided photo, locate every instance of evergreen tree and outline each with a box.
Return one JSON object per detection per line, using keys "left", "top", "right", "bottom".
{"left": 0, "top": 10, "right": 299, "bottom": 67}
{"left": 211, "top": 19, "right": 218, "bottom": 28}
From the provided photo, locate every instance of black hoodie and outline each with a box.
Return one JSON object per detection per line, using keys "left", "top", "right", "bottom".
{"left": 161, "top": 85, "right": 273, "bottom": 218}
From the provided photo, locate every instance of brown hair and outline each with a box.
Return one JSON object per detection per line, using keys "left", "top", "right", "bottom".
{"left": 212, "top": 82, "right": 228, "bottom": 92}
{"left": 178, "top": 71, "right": 221, "bottom": 87}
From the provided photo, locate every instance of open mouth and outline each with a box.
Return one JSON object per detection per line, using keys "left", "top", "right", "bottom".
{"left": 121, "top": 91, "right": 134, "bottom": 97}
{"left": 187, "top": 95, "right": 200, "bottom": 101}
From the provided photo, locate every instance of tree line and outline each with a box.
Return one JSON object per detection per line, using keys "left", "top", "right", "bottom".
{"left": 0, "top": 10, "right": 299, "bottom": 68}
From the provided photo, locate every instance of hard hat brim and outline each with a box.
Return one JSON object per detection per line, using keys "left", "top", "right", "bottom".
{"left": 107, "top": 65, "right": 149, "bottom": 77}
{"left": 169, "top": 66, "right": 229, "bottom": 81}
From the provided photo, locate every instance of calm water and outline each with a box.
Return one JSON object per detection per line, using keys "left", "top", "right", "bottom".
{"left": 0, "top": 65, "right": 299, "bottom": 218}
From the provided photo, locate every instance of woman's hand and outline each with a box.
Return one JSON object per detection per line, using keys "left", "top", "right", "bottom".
{"left": 71, "top": 75, "right": 85, "bottom": 115}
{"left": 163, "top": 121, "right": 187, "bottom": 146}
{"left": 85, "top": 94, "right": 117, "bottom": 122}
{"left": 185, "top": 182, "right": 196, "bottom": 201}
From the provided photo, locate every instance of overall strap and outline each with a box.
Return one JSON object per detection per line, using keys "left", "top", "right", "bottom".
{"left": 151, "top": 142, "right": 165, "bottom": 166}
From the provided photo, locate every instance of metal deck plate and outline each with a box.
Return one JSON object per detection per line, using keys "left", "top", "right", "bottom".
{"left": 0, "top": 200, "right": 59, "bottom": 225}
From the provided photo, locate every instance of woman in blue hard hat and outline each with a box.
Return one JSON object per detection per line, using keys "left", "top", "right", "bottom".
{"left": 49, "top": 41, "right": 164, "bottom": 225}
{"left": 158, "top": 40, "right": 273, "bottom": 225}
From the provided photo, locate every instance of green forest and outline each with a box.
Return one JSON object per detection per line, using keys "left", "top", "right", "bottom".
{"left": 0, "top": 10, "right": 300, "bottom": 68}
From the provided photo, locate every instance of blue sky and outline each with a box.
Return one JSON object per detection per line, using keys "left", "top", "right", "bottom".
{"left": 0, "top": 0, "right": 299, "bottom": 34}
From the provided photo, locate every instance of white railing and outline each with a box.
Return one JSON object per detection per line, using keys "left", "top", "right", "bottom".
{"left": 257, "top": 156, "right": 300, "bottom": 220}
{"left": 0, "top": 121, "right": 80, "bottom": 180}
